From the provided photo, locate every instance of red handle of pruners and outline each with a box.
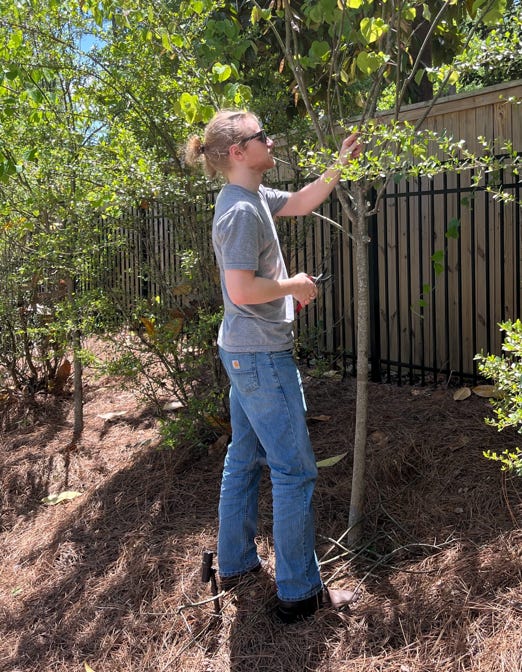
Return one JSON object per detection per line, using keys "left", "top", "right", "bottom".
{"left": 296, "top": 273, "right": 327, "bottom": 314}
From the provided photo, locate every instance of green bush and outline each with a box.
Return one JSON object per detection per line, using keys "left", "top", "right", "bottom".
{"left": 475, "top": 319, "right": 522, "bottom": 476}
{"left": 100, "top": 302, "right": 228, "bottom": 450}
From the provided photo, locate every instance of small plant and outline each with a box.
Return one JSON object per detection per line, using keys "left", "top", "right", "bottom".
{"left": 475, "top": 319, "right": 522, "bottom": 476}
{"left": 100, "top": 301, "right": 228, "bottom": 451}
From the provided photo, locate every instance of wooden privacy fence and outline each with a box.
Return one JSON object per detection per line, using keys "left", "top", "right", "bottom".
{"left": 106, "top": 80, "right": 522, "bottom": 384}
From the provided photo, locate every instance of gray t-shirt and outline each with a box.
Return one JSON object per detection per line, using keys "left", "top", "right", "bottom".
{"left": 212, "top": 183, "right": 294, "bottom": 352}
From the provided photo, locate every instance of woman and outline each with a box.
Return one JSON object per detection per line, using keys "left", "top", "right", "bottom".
{"left": 185, "top": 110, "right": 361, "bottom": 623}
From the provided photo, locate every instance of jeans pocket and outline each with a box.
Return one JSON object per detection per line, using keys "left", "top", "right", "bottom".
{"left": 222, "top": 352, "right": 259, "bottom": 394}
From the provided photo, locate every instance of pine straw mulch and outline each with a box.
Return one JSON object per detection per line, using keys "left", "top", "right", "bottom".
{"left": 1, "top": 368, "right": 521, "bottom": 672}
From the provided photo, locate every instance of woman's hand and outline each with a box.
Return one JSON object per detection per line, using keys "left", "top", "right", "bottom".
{"left": 339, "top": 133, "right": 363, "bottom": 165}
{"left": 291, "top": 272, "right": 318, "bottom": 308}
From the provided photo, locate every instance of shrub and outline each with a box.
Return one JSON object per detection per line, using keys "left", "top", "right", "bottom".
{"left": 475, "top": 319, "right": 522, "bottom": 476}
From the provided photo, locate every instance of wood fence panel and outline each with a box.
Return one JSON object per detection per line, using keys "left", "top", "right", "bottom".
{"left": 371, "top": 80, "right": 522, "bottom": 381}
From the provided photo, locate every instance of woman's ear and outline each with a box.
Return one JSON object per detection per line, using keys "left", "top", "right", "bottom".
{"left": 229, "top": 144, "right": 245, "bottom": 161}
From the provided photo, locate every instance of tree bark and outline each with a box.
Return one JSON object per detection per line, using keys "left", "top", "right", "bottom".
{"left": 348, "top": 187, "right": 369, "bottom": 547}
{"left": 72, "top": 327, "right": 84, "bottom": 440}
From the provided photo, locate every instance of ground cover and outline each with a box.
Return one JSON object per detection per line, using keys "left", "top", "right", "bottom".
{"left": 1, "top": 362, "right": 521, "bottom": 672}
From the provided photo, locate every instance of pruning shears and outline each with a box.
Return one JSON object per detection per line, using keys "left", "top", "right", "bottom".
{"left": 296, "top": 270, "right": 333, "bottom": 314}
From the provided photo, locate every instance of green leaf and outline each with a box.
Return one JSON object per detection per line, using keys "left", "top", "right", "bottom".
{"left": 177, "top": 92, "right": 199, "bottom": 123}
{"left": 223, "top": 82, "right": 252, "bottom": 106}
{"left": 308, "top": 5, "right": 324, "bottom": 23}
{"left": 251, "top": 5, "right": 271, "bottom": 24}
{"left": 356, "top": 50, "right": 388, "bottom": 75}
{"left": 414, "top": 68, "right": 425, "bottom": 86}
{"left": 4, "top": 66, "right": 21, "bottom": 81}
{"left": 187, "top": 0, "right": 204, "bottom": 15}
{"left": 0, "top": 158, "right": 18, "bottom": 182}
{"left": 41, "top": 491, "right": 83, "bottom": 505}
{"left": 26, "top": 88, "right": 44, "bottom": 104}
{"left": 316, "top": 451, "right": 348, "bottom": 468}
{"left": 431, "top": 249, "right": 445, "bottom": 275}
{"left": 308, "top": 40, "right": 331, "bottom": 64}
{"left": 403, "top": 6, "right": 417, "bottom": 21}
{"left": 212, "top": 62, "right": 232, "bottom": 83}
{"left": 159, "top": 29, "right": 172, "bottom": 52}
{"left": 8, "top": 29, "right": 24, "bottom": 50}
{"left": 446, "top": 217, "right": 461, "bottom": 239}
{"left": 360, "top": 17, "right": 388, "bottom": 44}
{"left": 472, "top": 0, "right": 507, "bottom": 25}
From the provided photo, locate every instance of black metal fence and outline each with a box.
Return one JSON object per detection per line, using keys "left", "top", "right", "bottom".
{"left": 103, "top": 161, "right": 520, "bottom": 387}
{"left": 278, "top": 161, "right": 521, "bottom": 385}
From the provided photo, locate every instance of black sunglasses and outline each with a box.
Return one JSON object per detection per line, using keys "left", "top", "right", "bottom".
{"left": 239, "top": 129, "right": 269, "bottom": 145}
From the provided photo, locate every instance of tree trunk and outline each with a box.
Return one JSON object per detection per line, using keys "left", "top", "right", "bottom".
{"left": 72, "top": 328, "right": 84, "bottom": 440}
{"left": 348, "top": 189, "right": 369, "bottom": 547}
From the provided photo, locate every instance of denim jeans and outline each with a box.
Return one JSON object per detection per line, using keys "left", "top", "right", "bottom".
{"left": 218, "top": 347, "right": 322, "bottom": 602}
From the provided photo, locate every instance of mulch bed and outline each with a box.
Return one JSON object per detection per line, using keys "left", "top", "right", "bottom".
{"left": 1, "top": 368, "right": 521, "bottom": 672}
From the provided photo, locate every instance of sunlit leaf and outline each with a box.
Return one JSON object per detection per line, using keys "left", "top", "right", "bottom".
{"left": 453, "top": 387, "right": 472, "bottom": 401}
{"left": 97, "top": 411, "right": 127, "bottom": 419}
{"left": 41, "top": 491, "right": 83, "bottom": 505}
{"left": 163, "top": 400, "right": 184, "bottom": 411}
{"left": 140, "top": 317, "right": 156, "bottom": 338}
{"left": 356, "top": 50, "right": 388, "bottom": 75}
{"left": 317, "top": 451, "right": 348, "bottom": 468}
{"left": 212, "top": 62, "right": 232, "bottom": 83}
{"left": 472, "top": 384, "right": 498, "bottom": 398}
{"left": 360, "top": 17, "right": 388, "bottom": 44}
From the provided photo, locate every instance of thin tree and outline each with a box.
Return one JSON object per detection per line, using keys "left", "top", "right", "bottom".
{"left": 250, "top": 0, "right": 511, "bottom": 544}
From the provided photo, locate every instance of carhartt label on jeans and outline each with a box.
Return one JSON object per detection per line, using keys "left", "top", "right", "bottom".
{"left": 232, "top": 360, "right": 240, "bottom": 369}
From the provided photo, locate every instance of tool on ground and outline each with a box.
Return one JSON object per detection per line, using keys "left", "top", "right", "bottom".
{"left": 296, "top": 270, "right": 333, "bottom": 314}
{"left": 201, "top": 550, "right": 221, "bottom": 614}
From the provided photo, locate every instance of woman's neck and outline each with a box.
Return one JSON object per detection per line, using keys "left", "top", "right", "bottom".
{"left": 226, "top": 166, "right": 263, "bottom": 193}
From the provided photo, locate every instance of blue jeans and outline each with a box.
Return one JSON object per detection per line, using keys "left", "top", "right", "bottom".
{"left": 218, "top": 347, "right": 322, "bottom": 602}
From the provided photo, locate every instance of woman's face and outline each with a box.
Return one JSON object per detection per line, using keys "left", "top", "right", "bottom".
{"left": 235, "top": 118, "right": 275, "bottom": 173}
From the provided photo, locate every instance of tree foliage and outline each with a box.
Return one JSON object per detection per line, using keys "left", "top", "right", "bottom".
{"left": 458, "top": 0, "right": 522, "bottom": 90}
{"left": 476, "top": 320, "right": 522, "bottom": 477}
{"left": 0, "top": 0, "right": 280, "bottom": 440}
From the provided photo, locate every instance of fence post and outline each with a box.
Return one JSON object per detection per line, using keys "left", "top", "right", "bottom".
{"left": 368, "top": 189, "right": 381, "bottom": 383}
